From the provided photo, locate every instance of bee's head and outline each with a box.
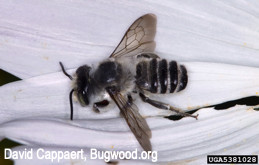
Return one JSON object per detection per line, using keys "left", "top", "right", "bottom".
{"left": 59, "top": 62, "right": 92, "bottom": 120}
{"left": 74, "top": 65, "right": 92, "bottom": 106}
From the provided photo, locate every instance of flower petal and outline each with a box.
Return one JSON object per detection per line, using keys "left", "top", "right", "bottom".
{"left": 1, "top": 105, "right": 258, "bottom": 163}
{"left": 0, "top": 0, "right": 259, "bottom": 78}
{"left": 1, "top": 62, "right": 259, "bottom": 124}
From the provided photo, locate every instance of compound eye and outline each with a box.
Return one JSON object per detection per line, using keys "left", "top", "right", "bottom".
{"left": 78, "top": 90, "right": 89, "bottom": 106}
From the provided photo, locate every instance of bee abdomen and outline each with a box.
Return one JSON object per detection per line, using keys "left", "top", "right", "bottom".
{"left": 136, "top": 58, "right": 188, "bottom": 94}
{"left": 158, "top": 59, "right": 168, "bottom": 93}
{"left": 177, "top": 64, "right": 188, "bottom": 92}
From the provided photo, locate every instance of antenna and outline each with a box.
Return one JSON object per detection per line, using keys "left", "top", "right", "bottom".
{"left": 59, "top": 62, "right": 74, "bottom": 120}
{"left": 59, "top": 62, "right": 73, "bottom": 80}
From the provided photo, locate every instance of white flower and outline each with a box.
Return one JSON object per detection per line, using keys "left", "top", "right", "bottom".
{"left": 0, "top": 0, "right": 259, "bottom": 164}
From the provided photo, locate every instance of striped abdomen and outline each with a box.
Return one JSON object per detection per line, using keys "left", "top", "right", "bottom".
{"left": 135, "top": 58, "right": 188, "bottom": 94}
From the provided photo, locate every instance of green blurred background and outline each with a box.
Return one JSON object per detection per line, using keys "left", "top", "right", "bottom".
{"left": 0, "top": 69, "right": 21, "bottom": 165}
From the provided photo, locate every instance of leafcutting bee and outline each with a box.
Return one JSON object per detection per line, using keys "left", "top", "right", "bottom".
{"left": 60, "top": 14, "right": 198, "bottom": 152}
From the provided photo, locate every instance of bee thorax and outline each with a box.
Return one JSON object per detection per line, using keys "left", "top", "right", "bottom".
{"left": 93, "top": 60, "right": 123, "bottom": 86}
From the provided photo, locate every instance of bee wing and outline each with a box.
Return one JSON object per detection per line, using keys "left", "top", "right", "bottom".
{"left": 106, "top": 87, "right": 152, "bottom": 151}
{"left": 109, "top": 14, "right": 157, "bottom": 59}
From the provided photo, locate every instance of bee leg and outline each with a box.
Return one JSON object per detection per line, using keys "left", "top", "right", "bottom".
{"left": 127, "top": 94, "right": 133, "bottom": 104}
{"left": 93, "top": 100, "right": 109, "bottom": 113}
{"left": 139, "top": 93, "right": 198, "bottom": 120}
